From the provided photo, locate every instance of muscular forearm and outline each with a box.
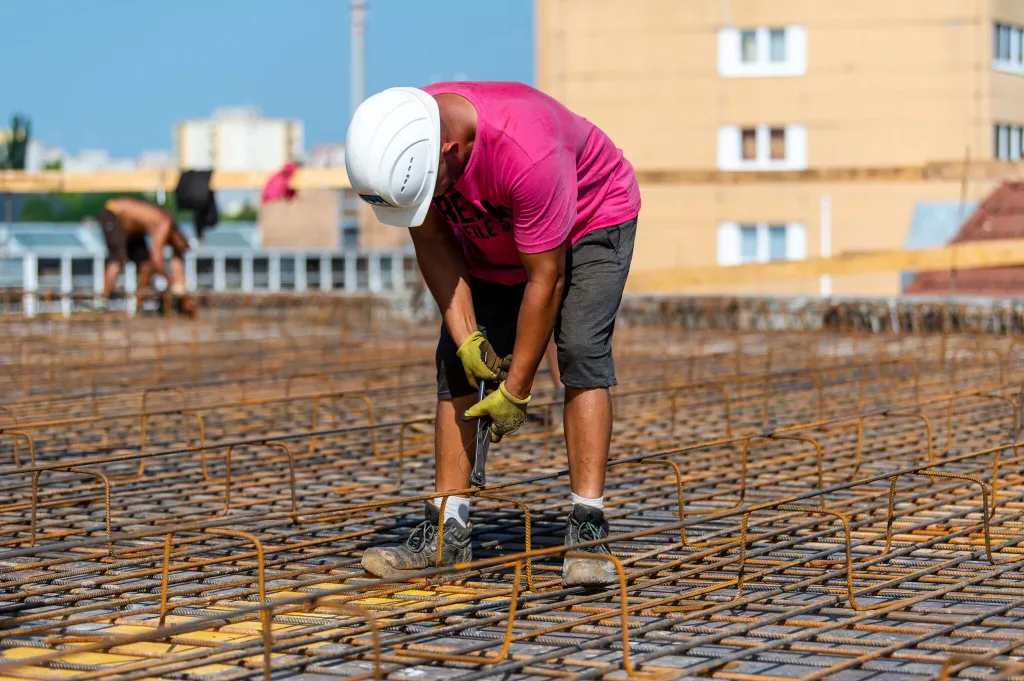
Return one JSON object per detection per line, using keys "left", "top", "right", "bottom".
{"left": 413, "top": 232, "right": 477, "bottom": 346}
{"left": 506, "top": 271, "right": 563, "bottom": 399}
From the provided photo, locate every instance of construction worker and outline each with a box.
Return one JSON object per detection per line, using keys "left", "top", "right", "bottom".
{"left": 346, "top": 82, "right": 640, "bottom": 586}
{"left": 97, "top": 197, "right": 194, "bottom": 316}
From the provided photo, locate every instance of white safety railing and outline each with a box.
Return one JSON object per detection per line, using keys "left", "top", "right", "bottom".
{"left": 1, "top": 246, "right": 419, "bottom": 317}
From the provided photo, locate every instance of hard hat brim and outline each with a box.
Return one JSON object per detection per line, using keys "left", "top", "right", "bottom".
{"left": 367, "top": 192, "right": 433, "bottom": 228}
{"left": 362, "top": 88, "right": 440, "bottom": 229}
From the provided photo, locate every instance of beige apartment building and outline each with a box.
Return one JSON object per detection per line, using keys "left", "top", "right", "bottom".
{"left": 534, "top": 0, "right": 1024, "bottom": 296}
{"left": 359, "top": 0, "right": 1024, "bottom": 296}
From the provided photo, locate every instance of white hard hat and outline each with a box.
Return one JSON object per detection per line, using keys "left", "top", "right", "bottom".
{"left": 345, "top": 87, "right": 440, "bottom": 228}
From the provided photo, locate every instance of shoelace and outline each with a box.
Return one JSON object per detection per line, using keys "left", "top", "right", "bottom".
{"left": 576, "top": 520, "right": 612, "bottom": 554}
{"left": 405, "top": 521, "right": 437, "bottom": 551}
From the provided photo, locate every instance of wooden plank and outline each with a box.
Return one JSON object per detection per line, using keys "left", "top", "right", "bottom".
{"left": 0, "top": 168, "right": 351, "bottom": 193}
{"left": 633, "top": 165, "right": 929, "bottom": 184}
{"left": 626, "top": 239, "right": 1024, "bottom": 292}
{"left": 0, "top": 159, "right": 1022, "bottom": 193}
{"left": 635, "top": 160, "right": 1024, "bottom": 185}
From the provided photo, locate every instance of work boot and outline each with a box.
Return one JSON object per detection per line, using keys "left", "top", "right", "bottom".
{"left": 361, "top": 502, "right": 472, "bottom": 578}
{"left": 562, "top": 504, "right": 617, "bottom": 587}
{"left": 173, "top": 295, "right": 197, "bottom": 319}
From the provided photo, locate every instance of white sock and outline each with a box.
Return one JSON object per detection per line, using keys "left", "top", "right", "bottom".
{"left": 571, "top": 493, "right": 604, "bottom": 510}
{"left": 432, "top": 495, "right": 470, "bottom": 526}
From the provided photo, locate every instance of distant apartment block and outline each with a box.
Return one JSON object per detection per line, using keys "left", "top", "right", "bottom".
{"left": 307, "top": 143, "right": 346, "bottom": 168}
{"left": 176, "top": 107, "right": 304, "bottom": 171}
{"left": 17, "top": 139, "right": 171, "bottom": 173}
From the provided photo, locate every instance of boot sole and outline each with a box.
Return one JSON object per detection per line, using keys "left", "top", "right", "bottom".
{"left": 361, "top": 551, "right": 472, "bottom": 579}
{"left": 562, "top": 564, "right": 618, "bottom": 588}
{"left": 361, "top": 553, "right": 435, "bottom": 579}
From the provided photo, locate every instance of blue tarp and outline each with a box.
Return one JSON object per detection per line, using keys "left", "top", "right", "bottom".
{"left": 901, "top": 201, "right": 978, "bottom": 291}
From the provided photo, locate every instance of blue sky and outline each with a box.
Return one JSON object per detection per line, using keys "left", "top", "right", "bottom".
{"left": 1, "top": 0, "right": 533, "bottom": 157}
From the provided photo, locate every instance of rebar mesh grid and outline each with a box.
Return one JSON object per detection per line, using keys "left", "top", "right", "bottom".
{"left": 2, "top": 296, "right": 1024, "bottom": 681}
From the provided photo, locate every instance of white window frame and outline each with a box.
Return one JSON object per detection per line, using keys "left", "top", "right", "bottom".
{"left": 717, "top": 124, "right": 808, "bottom": 171}
{"left": 717, "top": 222, "right": 807, "bottom": 266}
{"left": 993, "top": 22, "right": 1024, "bottom": 75}
{"left": 718, "top": 25, "right": 807, "bottom": 78}
{"left": 994, "top": 123, "right": 1024, "bottom": 160}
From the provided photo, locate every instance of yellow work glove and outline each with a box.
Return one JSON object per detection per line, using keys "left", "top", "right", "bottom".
{"left": 455, "top": 331, "right": 510, "bottom": 389}
{"left": 464, "top": 381, "right": 531, "bottom": 443}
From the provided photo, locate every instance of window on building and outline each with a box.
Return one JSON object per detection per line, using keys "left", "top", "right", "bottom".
{"left": 719, "top": 124, "right": 807, "bottom": 170}
{"left": 769, "top": 128, "right": 786, "bottom": 160}
{"left": 741, "top": 128, "right": 757, "bottom": 160}
{"left": 719, "top": 25, "right": 807, "bottom": 78}
{"left": 768, "top": 225, "right": 788, "bottom": 261}
{"left": 342, "top": 226, "right": 359, "bottom": 251}
{"left": 740, "top": 30, "right": 757, "bottom": 63}
{"left": 718, "top": 222, "right": 807, "bottom": 266}
{"left": 994, "top": 22, "right": 1024, "bottom": 73}
{"left": 380, "top": 255, "right": 394, "bottom": 290}
{"left": 739, "top": 226, "right": 758, "bottom": 263}
{"left": 769, "top": 29, "right": 787, "bottom": 62}
{"left": 994, "top": 123, "right": 1024, "bottom": 160}
{"left": 403, "top": 256, "right": 420, "bottom": 289}
{"left": 996, "top": 24, "right": 1013, "bottom": 60}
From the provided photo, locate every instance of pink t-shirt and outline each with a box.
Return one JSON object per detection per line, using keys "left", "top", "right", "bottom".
{"left": 261, "top": 164, "right": 297, "bottom": 205}
{"left": 423, "top": 82, "right": 641, "bottom": 285}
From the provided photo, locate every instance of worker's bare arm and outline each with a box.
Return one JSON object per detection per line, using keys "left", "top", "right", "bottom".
{"left": 410, "top": 206, "right": 477, "bottom": 346}
{"left": 505, "top": 246, "right": 564, "bottom": 399}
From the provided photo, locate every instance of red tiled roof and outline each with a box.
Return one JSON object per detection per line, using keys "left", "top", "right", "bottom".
{"left": 905, "top": 182, "right": 1024, "bottom": 296}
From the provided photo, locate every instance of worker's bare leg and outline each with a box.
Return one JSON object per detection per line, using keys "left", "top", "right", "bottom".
{"left": 136, "top": 262, "right": 155, "bottom": 291}
{"left": 560, "top": 384, "right": 617, "bottom": 586}
{"left": 360, "top": 395, "right": 475, "bottom": 577}
{"left": 169, "top": 257, "right": 187, "bottom": 293}
{"left": 434, "top": 395, "right": 478, "bottom": 494}
{"left": 101, "top": 261, "right": 121, "bottom": 300}
{"left": 564, "top": 386, "right": 610, "bottom": 498}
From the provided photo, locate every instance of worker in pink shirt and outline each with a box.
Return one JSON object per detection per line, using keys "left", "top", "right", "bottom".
{"left": 260, "top": 161, "right": 298, "bottom": 205}
{"left": 346, "top": 81, "right": 640, "bottom": 587}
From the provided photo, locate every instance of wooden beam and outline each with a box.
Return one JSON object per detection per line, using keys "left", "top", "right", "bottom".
{"left": 0, "top": 159, "right": 1022, "bottom": 193}
{"left": 634, "top": 160, "right": 1024, "bottom": 185}
{"left": 627, "top": 239, "right": 1024, "bottom": 292}
{"left": 0, "top": 168, "right": 351, "bottom": 193}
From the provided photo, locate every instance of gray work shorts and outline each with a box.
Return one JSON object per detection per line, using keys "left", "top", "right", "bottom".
{"left": 436, "top": 216, "right": 637, "bottom": 400}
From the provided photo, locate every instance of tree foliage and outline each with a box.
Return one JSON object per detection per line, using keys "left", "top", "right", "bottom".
{"left": 19, "top": 192, "right": 190, "bottom": 223}
{"left": 223, "top": 201, "right": 258, "bottom": 222}
{"left": 1, "top": 114, "right": 31, "bottom": 170}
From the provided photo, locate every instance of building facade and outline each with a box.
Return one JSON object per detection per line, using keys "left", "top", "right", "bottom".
{"left": 176, "top": 107, "right": 304, "bottom": 172}
{"left": 536, "top": 0, "right": 1023, "bottom": 295}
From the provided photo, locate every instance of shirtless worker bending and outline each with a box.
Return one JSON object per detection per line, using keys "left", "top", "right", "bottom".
{"left": 346, "top": 81, "right": 640, "bottom": 587}
{"left": 98, "top": 197, "right": 193, "bottom": 315}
